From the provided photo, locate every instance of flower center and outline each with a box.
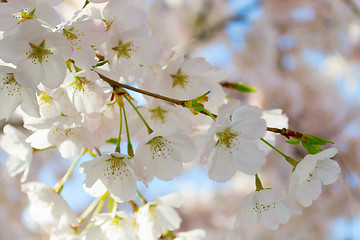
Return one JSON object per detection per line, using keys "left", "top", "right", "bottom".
{"left": 1, "top": 73, "right": 21, "bottom": 96}
{"left": 104, "top": 156, "right": 129, "bottom": 180}
{"left": 171, "top": 69, "right": 189, "bottom": 88}
{"left": 253, "top": 202, "right": 276, "bottom": 214}
{"left": 71, "top": 76, "right": 90, "bottom": 92}
{"left": 149, "top": 107, "right": 168, "bottom": 124}
{"left": 63, "top": 27, "right": 84, "bottom": 50}
{"left": 13, "top": 8, "right": 37, "bottom": 24}
{"left": 53, "top": 127, "right": 74, "bottom": 138}
{"left": 103, "top": 19, "right": 115, "bottom": 32}
{"left": 112, "top": 41, "right": 135, "bottom": 59}
{"left": 39, "top": 91, "right": 52, "bottom": 105}
{"left": 148, "top": 136, "right": 173, "bottom": 160}
{"left": 26, "top": 40, "right": 53, "bottom": 64}
{"left": 216, "top": 128, "right": 238, "bottom": 148}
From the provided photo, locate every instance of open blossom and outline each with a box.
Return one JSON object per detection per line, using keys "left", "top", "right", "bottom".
{"left": 0, "top": 124, "right": 33, "bottom": 182}
{"left": 105, "top": 23, "right": 162, "bottom": 83}
{"left": 80, "top": 152, "right": 138, "bottom": 202}
{"left": 0, "top": 20, "right": 72, "bottom": 88}
{"left": 137, "top": 193, "right": 183, "bottom": 240}
{"left": 203, "top": 105, "right": 267, "bottom": 182}
{"left": 102, "top": 0, "right": 147, "bottom": 32}
{"left": 135, "top": 127, "right": 197, "bottom": 184}
{"left": 62, "top": 69, "right": 107, "bottom": 116}
{"left": 83, "top": 212, "right": 137, "bottom": 240}
{"left": 37, "top": 86, "right": 78, "bottom": 119}
{"left": 0, "top": 65, "right": 39, "bottom": 120}
{"left": 22, "top": 182, "right": 78, "bottom": 232}
{"left": 0, "top": 0, "right": 61, "bottom": 31}
{"left": 61, "top": 16, "right": 107, "bottom": 69}
{"left": 234, "top": 188, "right": 291, "bottom": 230}
{"left": 25, "top": 115, "right": 93, "bottom": 159}
{"left": 287, "top": 148, "right": 340, "bottom": 214}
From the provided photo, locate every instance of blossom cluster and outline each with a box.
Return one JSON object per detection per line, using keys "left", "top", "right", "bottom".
{"left": 0, "top": 0, "right": 341, "bottom": 238}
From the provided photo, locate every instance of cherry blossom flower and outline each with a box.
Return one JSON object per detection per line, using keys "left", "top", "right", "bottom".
{"left": 137, "top": 193, "right": 183, "bottom": 240}
{"left": 37, "top": 86, "right": 78, "bottom": 119}
{"left": 25, "top": 115, "right": 93, "bottom": 159}
{"left": 234, "top": 188, "right": 290, "bottom": 230}
{"left": 79, "top": 152, "right": 138, "bottom": 202}
{"left": 286, "top": 148, "right": 340, "bottom": 213}
{"left": 0, "top": 124, "right": 33, "bottom": 182}
{"left": 105, "top": 23, "right": 162, "bottom": 83}
{"left": 152, "top": 55, "right": 227, "bottom": 111}
{"left": 203, "top": 105, "right": 267, "bottom": 182}
{"left": 0, "top": 20, "right": 72, "bottom": 88}
{"left": 22, "top": 181, "right": 78, "bottom": 232}
{"left": 61, "top": 16, "right": 107, "bottom": 69}
{"left": 135, "top": 127, "right": 197, "bottom": 184}
{"left": 0, "top": 0, "right": 61, "bottom": 31}
{"left": 83, "top": 212, "right": 137, "bottom": 240}
{"left": 63, "top": 69, "right": 107, "bottom": 116}
{"left": 102, "top": 0, "right": 147, "bottom": 32}
{"left": 0, "top": 65, "right": 39, "bottom": 120}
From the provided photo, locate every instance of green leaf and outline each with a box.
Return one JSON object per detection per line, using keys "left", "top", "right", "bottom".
{"left": 301, "top": 142, "right": 322, "bottom": 154}
{"left": 93, "top": 60, "right": 109, "bottom": 67}
{"left": 106, "top": 138, "right": 118, "bottom": 144}
{"left": 303, "top": 134, "right": 334, "bottom": 145}
{"left": 235, "top": 83, "right": 257, "bottom": 93}
{"left": 285, "top": 139, "right": 300, "bottom": 145}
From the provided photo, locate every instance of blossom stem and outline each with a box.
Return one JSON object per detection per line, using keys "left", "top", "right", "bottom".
{"left": 115, "top": 102, "right": 123, "bottom": 153}
{"left": 108, "top": 197, "right": 114, "bottom": 213}
{"left": 202, "top": 108, "right": 216, "bottom": 121}
{"left": 123, "top": 95, "right": 154, "bottom": 134}
{"left": 260, "top": 138, "right": 298, "bottom": 167}
{"left": 137, "top": 190, "right": 147, "bottom": 204}
{"left": 83, "top": 192, "right": 108, "bottom": 233}
{"left": 82, "top": 0, "right": 89, "bottom": 9}
{"left": 255, "top": 174, "right": 264, "bottom": 191}
{"left": 54, "top": 149, "right": 86, "bottom": 193}
{"left": 78, "top": 197, "right": 102, "bottom": 225}
{"left": 122, "top": 106, "right": 134, "bottom": 157}
{"left": 108, "top": 196, "right": 118, "bottom": 213}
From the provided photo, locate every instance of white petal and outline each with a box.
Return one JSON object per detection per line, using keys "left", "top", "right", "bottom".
{"left": 107, "top": 177, "right": 137, "bottom": 203}
{"left": 156, "top": 193, "right": 183, "bottom": 208}
{"left": 15, "top": 58, "right": 44, "bottom": 87}
{"left": 20, "top": 87, "right": 40, "bottom": 118}
{"left": 232, "top": 139, "right": 266, "bottom": 175}
{"left": 132, "top": 36, "right": 162, "bottom": 66}
{"left": 315, "top": 159, "right": 341, "bottom": 185}
{"left": 295, "top": 180, "right": 321, "bottom": 207}
{"left": 42, "top": 55, "right": 67, "bottom": 88}
{"left": 234, "top": 193, "right": 257, "bottom": 228}
{"left": 294, "top": 156, "right": 317, "bottom": 183}
{"left": 156, "top": 205, "right": 182, "bottom": 231}
{"left": 231, "top": 106, "right": 266, "bottom": 138}
{"left": 208, "top": 147, "right": 236, "bottom": 182}
{"left": 58, "top": 140, "right": 82, "bottom": 159}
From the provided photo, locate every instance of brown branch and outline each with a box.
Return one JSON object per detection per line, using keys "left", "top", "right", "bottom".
{"left": 266, "top": 127, "right": 304, "bottom": 139}
{"left": 96, "top": 71, "right": 186, "bottom": 106}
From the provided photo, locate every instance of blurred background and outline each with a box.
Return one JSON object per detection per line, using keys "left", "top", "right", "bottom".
{"left": 1, "top": 0, "right": 360, "bottom": 239}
